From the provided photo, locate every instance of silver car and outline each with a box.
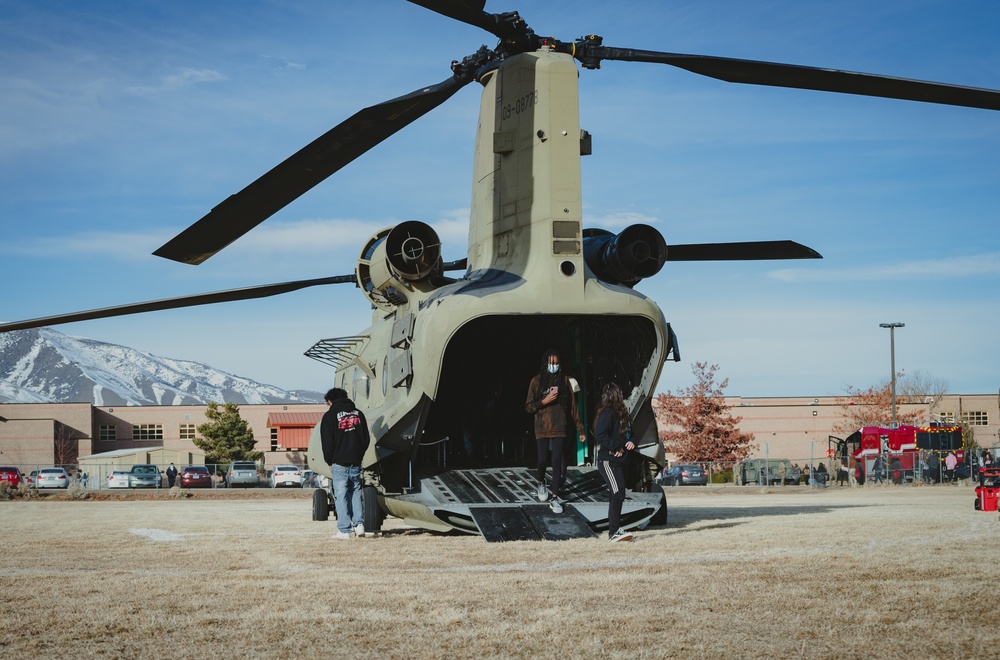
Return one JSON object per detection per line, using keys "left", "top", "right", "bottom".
{"left": 36, "top": 467, "right": 70, "bottom": 489}
{"left": 225, "top": 461, "right": 260, "bottom": 488}
{"left": 128, "top": 464, "right": 162, "bottom": 488}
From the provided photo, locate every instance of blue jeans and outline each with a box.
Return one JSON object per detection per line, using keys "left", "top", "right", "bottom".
{"left": 331, "top": 463, "right": 364, "bottom": 534}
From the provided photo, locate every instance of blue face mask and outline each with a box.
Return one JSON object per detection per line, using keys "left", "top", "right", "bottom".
{"left": 547, "top": 363, "right": 560, "bottom": 374}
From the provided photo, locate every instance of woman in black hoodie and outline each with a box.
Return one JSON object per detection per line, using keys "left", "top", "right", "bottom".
{"left": 594, "top": 383, "right": 635, "bottom": 542}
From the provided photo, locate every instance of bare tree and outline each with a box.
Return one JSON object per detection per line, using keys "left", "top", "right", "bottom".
{"left": 53, "top": 422, "right": 79, "bottom": 469}
{"left": 897, "top": 370, "right": 949, "bottom": 416}
{"left": 833, "top": 374, "right": 925, "bottom": 435}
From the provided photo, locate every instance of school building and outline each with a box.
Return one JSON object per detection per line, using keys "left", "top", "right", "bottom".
{"left": 0, "top": 393, "right": 996, "bottom": 471}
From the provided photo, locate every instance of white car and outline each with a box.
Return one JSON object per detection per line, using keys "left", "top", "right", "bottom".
{"left": 107, "top": 470, "right": 130, "bottom": 489}
{"left": 36, "top": 467, "right": 70, "bottom": 489}
{"left": 268, "top": 465, "right": 303, "bottom": 488}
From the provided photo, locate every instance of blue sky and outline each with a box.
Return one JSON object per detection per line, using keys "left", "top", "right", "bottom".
{"left": 1, "top": 0, "right": 998, "bottom": 398}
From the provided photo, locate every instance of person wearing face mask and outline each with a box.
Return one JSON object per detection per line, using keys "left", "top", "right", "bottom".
{"left": 524, "top": 348, "right": 586, "bottom": 513}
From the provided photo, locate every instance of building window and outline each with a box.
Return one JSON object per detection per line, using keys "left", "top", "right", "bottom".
{"left": 179, "top": 424, "right": 196, "bottom": 440}
{"left": 133, "top": 424, "right": 164, "bottom": 441}
{"left": 963, "top": 411, "right": 989, "bottom": 426}
{"left": 99, "top": 425, "right": 116, "bottom": 442}
{"left": 934, "top": 412, "right": 956, "bottom": 423}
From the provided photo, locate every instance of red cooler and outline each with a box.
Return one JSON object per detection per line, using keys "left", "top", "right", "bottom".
{"left": 974, "top": 467, "right": 1000, "bottom": 512}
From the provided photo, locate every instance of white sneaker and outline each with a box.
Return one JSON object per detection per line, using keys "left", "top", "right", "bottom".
{"left": 536, "top": 483, "right": 548, "bottom": 502}
{"left": 332, "top": 530, "right": 351, "bottom": 540}
{"left": 549, "top": 497, "right": 563, "bottom": 514}
{"left": 355, "top": 524, "right": 365, "bottom": 538}
{"left": 610, "top": 528, "right": 634, "bottom": 543}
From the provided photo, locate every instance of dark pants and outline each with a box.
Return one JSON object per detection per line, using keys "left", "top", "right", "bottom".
{"left": 598, "top": 459, "right": 627, "bottom": 535}
{"left": 536, "top": 437, "right": 566, "bottom": 497}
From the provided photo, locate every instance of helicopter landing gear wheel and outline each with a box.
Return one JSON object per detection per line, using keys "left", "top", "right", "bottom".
{"left": 363, "top": 484, "right": 382, "bottom": 532}
{"left": 312, "top": 488, "right": 330, "bottom": 521}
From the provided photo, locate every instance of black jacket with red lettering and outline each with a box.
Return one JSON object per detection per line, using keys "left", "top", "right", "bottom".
{"left": 320, "top": 398, "right": 371, "bottom": 467}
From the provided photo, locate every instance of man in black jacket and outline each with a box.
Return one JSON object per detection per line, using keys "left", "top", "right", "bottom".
{"left": 320, "top": 388, "right": 372, "bottom": 539}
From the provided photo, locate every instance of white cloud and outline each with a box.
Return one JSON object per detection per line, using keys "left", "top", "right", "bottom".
{"left": 2, "top": 230, "right": 163, "bottom": 259}
{"left": 768, "top": 252, "right": 1000, "bottom": 283}
{"left": 259, "top": 55, "right": 306, "bottom": 71}
{"left": 127, "top": 68, "right": 225, "bottom": 95}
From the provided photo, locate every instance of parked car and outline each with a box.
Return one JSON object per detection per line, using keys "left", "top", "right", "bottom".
{"left": 0, "top": 466, "right": 23, "bottom": 488}
{"left": 36, "top": 467, "right": 70, "bottom": 489}
{"left": 128, "top": 464, "right": 162, "bottom": 489}
{"left": 26, "top": 470, "right": 38, "bottom": 487}
{"left": 107, "top": 470, "right": 130, "bottom": 489}
{"left": 225, "top": 461, "right": 260, "bottom": 488}
{"left": 301, "top": 469, "right": 319, "bottom": 488}
{"left": 734, "top": 458, "right": 798, "bottom": 486}
{"left": 658, "top": 464, "right": 709, "bottom": 486}
{"left": 268, "top": 465, "right": 304, "bottom": 488}
{"left": 180, "top": 465, "right": 213, "bottom": 488}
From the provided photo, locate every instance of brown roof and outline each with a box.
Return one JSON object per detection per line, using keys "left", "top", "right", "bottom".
{"left": 266, "top": 412, "right": 324, "bottom": 427}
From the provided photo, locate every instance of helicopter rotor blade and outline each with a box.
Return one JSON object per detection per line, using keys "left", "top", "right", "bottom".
{"left": 589, "top": 47, "right": 1000, "bottom": 111}
{"left": 405, "top": 0, "right": 526, "bottom": 42}
{"left": 406, "top": 0, "right": 491, "bottom": 31}
{"left": 153, "top": 74, "right": 472, "bottom": 266}
{"left": 666, "top": 240, "right": 822, "bottom": 262}
{"left": 0, "top": 257, "right": 473, "bottom": 333}
{"left": 0, "top": 275, "right": 356, "bottom": 333}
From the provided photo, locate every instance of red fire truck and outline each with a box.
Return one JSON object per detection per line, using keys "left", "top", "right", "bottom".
{"left": 830, "top": 423, "right": 964, "bottom": 484}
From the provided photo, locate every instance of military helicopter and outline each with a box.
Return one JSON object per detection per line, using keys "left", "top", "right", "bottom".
{"left": 3, "top": 1, "right": 1000, "bottom": 539}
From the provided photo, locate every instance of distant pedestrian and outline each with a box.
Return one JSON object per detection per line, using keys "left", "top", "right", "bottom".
{"left": 838, "top": 462, "right": 849, "bottom": 487}
{"left": 166, "top": 463, "right": 178, "bottom": 488}
{"left": 945, "top": 451, "right": 958, "bottom": 483}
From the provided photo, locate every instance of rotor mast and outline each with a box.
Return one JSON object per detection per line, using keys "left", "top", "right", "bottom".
{"left": 469, "top": 48, "right": 586, "bottom": 287}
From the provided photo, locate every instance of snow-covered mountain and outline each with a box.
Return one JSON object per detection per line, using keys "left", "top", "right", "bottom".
{"left": 0, "top": 328, "right": 323, "bottom": 406}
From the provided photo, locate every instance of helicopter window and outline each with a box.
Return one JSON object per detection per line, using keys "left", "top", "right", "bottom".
{"left": 352, "top": 366, "right": 369, "bottom": 400}
{"left": 560, "top": 260, "right": 576, "bottom": 277}
{"left": 382, "top": 356, "right": 388, "bottom": 396}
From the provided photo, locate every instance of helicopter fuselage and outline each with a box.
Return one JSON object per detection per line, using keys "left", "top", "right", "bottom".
{"left": 307, "top": 49, "right": 673, "bottom": 531}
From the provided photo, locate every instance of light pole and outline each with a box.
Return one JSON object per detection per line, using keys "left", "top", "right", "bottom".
{"left": 879, "top": 322, "right": 905, "bottom": 427}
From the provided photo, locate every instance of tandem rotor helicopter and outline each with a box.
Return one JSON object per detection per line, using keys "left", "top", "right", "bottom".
{"left": 4, "top": 1, "right": 1000, "bottom": 538}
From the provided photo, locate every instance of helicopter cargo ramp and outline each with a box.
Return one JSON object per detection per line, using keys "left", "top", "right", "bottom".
{"left": 390, "top": 467, "right": 665, "bottom": 541}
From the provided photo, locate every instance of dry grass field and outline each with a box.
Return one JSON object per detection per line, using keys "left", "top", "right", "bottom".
{"left": 3, "top": 483, "right": 999, "bottom": 658}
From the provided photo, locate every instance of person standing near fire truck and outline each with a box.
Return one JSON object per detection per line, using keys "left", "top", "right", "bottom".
{"left": 945, "top": 451, "right": 958, "bottom": 483}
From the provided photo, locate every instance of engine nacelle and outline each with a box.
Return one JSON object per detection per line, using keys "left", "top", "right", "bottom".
{"left": 357, "top": 221, "right": 442, "bottom": 310}
{"left": 385, "top": 221, "right": 442, "bottom": 281}
{"left": 583, "top": 224, "right": 667, "bottom": 287}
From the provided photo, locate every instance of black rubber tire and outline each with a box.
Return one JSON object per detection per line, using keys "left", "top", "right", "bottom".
{"left": 312, "top": 488, "right": 329, "bottom": 521}
{"left": 363, "top": 484, "right": 382, "bottom": 532}
{"left": 975, "top": 498, "right": 982, "bottom": 511}
{"left": 649, "top": 491, "right": 668, "bottom": 526}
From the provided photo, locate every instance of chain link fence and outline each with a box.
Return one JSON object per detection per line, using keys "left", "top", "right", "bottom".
{"left": 655, "top": 448, "right": 997, "bottom": 488}
{"left": 10, "top": 462, "right": 319, "bottom": 490}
